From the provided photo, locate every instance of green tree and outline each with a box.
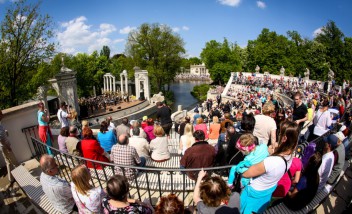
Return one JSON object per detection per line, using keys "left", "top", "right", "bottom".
{"left": 0, "top": 0, "right": 55, "bottom": 107}
{"left": 100, "top": 45, "right": 111, "bottom": 59}
{"left": 200, "top": 38, "right": 241, "bottom": 84}
{"left": 126, "top": 23, "right": 185, "bottom": 92}
{"left": 315, "top": 21, "right": 345, "bottom": 84}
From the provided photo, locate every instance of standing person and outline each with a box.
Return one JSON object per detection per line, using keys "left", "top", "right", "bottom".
{"left": 0, "top": 109, "right": 18, "bottom": 187}
{"left": 156, "top": 102, "right": 173, "bottom": 137}
{"left": 106, "top": 116, "right": 116, "bottom": 132}
{"left": 239, "top": 121, "right": 299, "bottom": 214}
{"left": 38, "top": 102, "right": 53, "bottom": 155}
{"left": 252, "top": 102, "right": 277, "bottom": 145}
{"left": 292, "top": 92, "right": 308, "bottom": 131}
{"left": 57, "top": 101, "right": 71, "bottom": 128}
{"left": 40, "top": 154, "right": 76, "bottom": 213}
{"left": 308, "top": 99, "right": 332, "bottom": 142}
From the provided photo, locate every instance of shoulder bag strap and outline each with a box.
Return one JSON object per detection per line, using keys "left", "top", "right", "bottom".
{"left": 75, "top": 189, "right": 96, "bottom": 213}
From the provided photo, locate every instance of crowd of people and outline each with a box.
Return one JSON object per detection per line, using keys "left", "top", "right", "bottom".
{"left": 27, "top": 76, "right": 352, "bottom": 213}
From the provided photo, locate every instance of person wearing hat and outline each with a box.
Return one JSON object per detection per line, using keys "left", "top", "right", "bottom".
{"left": 327, "top": 132, "right": 345, "bottom": 185}
{"left": 192, "top": 108, "right": 201, "bottom": 125}
{"left": 57, "top": 101, "right": 71, "bottom": 128}
{"left": 141, "top": 116, "right": 148, "bottom": 129}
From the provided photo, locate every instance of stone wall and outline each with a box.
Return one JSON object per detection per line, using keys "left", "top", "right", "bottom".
{"left": 0, "top": 102, "right": 39, "bottom": 167}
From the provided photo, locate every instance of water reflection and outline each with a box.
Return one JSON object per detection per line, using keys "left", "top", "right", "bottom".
{"left": 169, "top": 80, "right": 212, "bottom": 111}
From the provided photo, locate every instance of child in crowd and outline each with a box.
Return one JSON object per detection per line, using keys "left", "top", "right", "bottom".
{"left": 227, "top": 133, "right": 269, "bottom": 188}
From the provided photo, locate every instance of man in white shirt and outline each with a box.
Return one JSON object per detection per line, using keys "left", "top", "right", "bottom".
{"left": 318, "top": 136, "right": 335, "bottom": 192}
{"left": 253, "top": 102, "right": 277, "bottom": 145}
{"left": 129, "top": 127, "right": 150, "bottom": 158}
{"left": 57, "top": 101, "right": 71, "bottom": 128}
{"left": 40, "top": 154, "right": 76, "bottom": 213}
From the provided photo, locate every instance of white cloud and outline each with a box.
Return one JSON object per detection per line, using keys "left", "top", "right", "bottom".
{"left": 100, "top": 23, "right": 116, "bottom": 36}
{"left": 257, "top": 1, "right": 266, "bottom": 9}
{"left": 172, "top": 27, "right": 180, "bottom": 32}
{"left": 313, "top": 27, "right": 324, "bottom": 37}
{"left": 182, "top": 26, "right": 190, "bottom": 31}
{"left": 119, "top": 26, "right": 136, "bottom": 34}
{"left": 57, "top": 16, "right": 122, "bottom": 54}
{"left": 217, "top": 0, "right": 241, "bottom": 7}
{"left": 113, "top": 39, "right": 124, "bottom": 43}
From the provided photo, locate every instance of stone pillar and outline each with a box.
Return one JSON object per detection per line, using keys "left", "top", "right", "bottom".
{"left": 125, "top": 75, "right": 128, "bottom": 95}
{"left": 113, "top": 76, "right": 116, "bottom": 92}
{"left": 120, "top": 73, "right": 124, "bottom": 95}
{"left": 49, "top": 65, "right": 80, "bottom": 115}
{"left": 103, "top": 76, "right": 106, "bottom": 93}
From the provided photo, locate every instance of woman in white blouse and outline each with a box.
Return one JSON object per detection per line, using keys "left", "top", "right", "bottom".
{"left": 308, "top": 99, "right": 332, "bottom": 142}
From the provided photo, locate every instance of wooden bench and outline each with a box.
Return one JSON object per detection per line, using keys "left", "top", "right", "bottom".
{"left": 264, "top": 161, "right": 350, "bottom": 214}
{"left": 11, "top": 165, "right": 60, "bottom": 214}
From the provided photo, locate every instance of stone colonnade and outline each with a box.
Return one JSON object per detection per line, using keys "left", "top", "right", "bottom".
{"left": 103, "top": 73, "right": 116, "bottom": 93}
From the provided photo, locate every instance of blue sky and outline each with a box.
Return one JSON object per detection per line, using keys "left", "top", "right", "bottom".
{"left": 0, "top": 0, "right": 351, "bottom": 58}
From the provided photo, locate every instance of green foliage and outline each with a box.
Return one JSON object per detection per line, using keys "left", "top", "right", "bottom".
{"left": 100, "top": 45, "right": 111, "bottom": 59}
{"left": 0, "top": 0, "right": 55, "bottom": 108}
{"left": 200, "top": 39, "right": 242, "bottom": 85}
{"left": 191, "top": 84, "right": 210, "bottom": 101}
{"left": 125, "top": 23, "right": 185, "bottom": 93}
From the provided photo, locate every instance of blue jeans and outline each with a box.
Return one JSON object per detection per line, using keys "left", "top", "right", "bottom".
{"left": 139, "top": 157, "right": 146, "bottom": 167}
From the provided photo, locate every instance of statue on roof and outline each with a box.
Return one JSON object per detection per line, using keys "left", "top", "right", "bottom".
{"left": 255, "top": 65, "right": 260, "bottom": 74}
{"left": 280, "top": 66, "right": 285, "bottom": 76}
{"left": 328, "top": 68, "right": 334, "bottom": 81}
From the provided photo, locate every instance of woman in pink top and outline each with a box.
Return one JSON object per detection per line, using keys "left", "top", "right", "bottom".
{"left": 208, "top": 116, "right": 221, "bottom": 146}
{"left": 143, "top": 118, "right": 156, "bottom": 142}
{"left": 194, "top": 117, "right": 208, "bottom": 140}
{"left": 272, "top": 157, "right": 302, "bottom": 198}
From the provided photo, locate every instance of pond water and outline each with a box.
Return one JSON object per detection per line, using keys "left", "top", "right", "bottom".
{"left": 168, "top": 80, "right": 211, "bottom": 112}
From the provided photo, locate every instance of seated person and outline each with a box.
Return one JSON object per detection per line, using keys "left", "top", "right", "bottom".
{"left": 193, "top": 169, "right": 240, "bottom": 213}
{"left": 65, "top": 126, "right": 82, "bottom": 157}
{"left": 110, "top": 134, "right": 146, "bottom": 180}
{"left": 71, "top": 165, "right": 105, "bottom": 213}
{"left": 102, "top": 175, "right": 153, "bottom": 213}
{"left": 81, "top": 127, "right": 110, "bottom": 169}
{"left": 155, "top": 194, "right": 188, "bottom": 214}
{"left": 39, "top": 154, "right": 77, "bottom": 213}
{"left": 97, "top": 121, "right": 117, "bottom": 153}
{"left": 150, "top": 125, "right": 170, "bottom": 162}
{"left": 180, "top": 130, "right": 216, "bottom": 180}
{"left": 326, "top": 132, "right": 346, "bottom": 185}
{"left": 129, "top": 127, "right": 150, "bottom": 159}
{"left": 282, "top": 152, "right": 322, "bottom": 211}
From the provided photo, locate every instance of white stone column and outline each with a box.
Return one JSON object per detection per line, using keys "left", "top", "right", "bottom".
{"left": 113, "top": 76, "right": 116, "bottom": 92}
{"left": 109, "top": 76, "right": 112, "bottom": 92}
{"left": 103, "top": 76, "right": 106, "bottom": 92}
{"left": 125, "top": 74, "right": 128, "bottom": 95}
{"left": 120, "top": 74, "right": 124, "bottom": 95}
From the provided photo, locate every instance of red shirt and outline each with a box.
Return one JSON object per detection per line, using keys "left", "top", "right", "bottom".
{"left": 81, "top": 138, "right": 109, "bottom": 169}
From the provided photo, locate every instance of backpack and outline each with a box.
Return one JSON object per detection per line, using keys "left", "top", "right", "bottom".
{"left": 301, "top": 142, "right": 316, "bottom": 168}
